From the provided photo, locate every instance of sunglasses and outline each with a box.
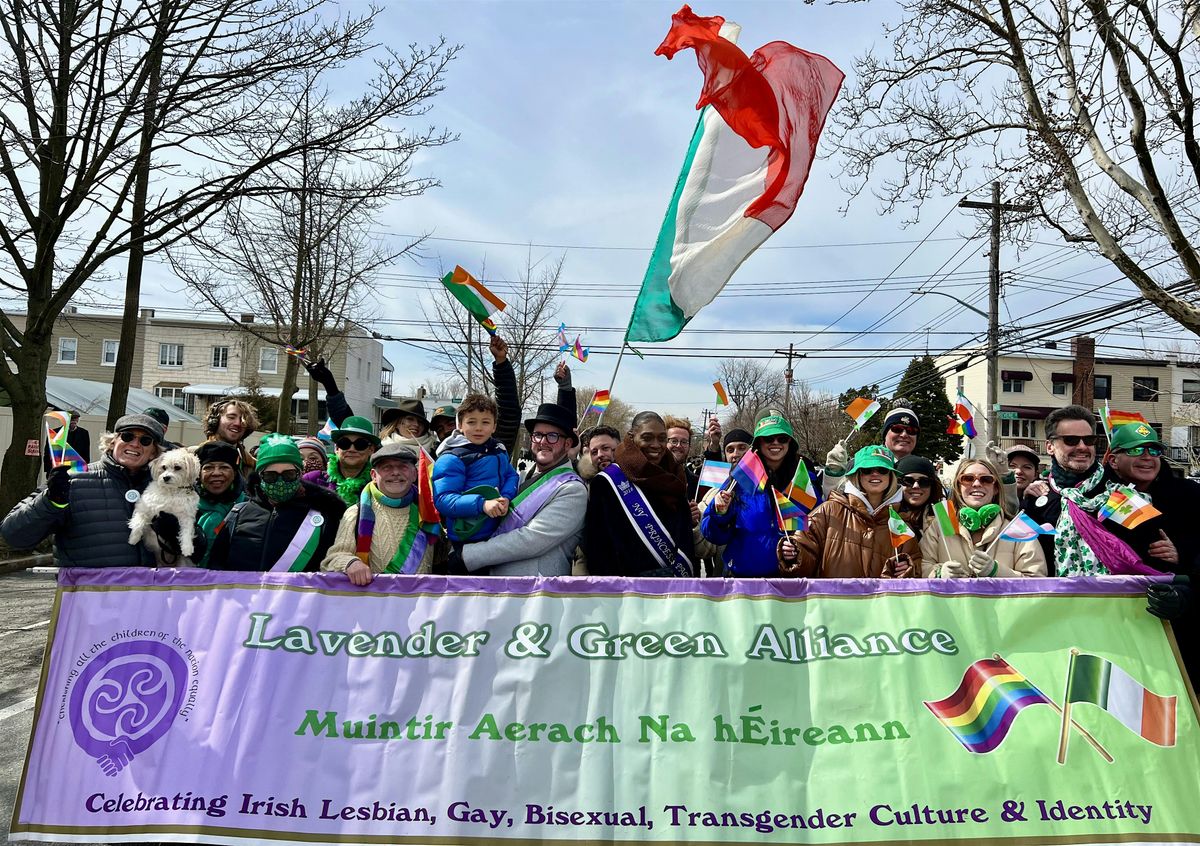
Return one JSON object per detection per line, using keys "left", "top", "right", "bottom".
{"left": 260, "top": 469, "right": 300, "bottom": 484}
{"left": 1119, "top": 445, "right": 1164, "bottom": 457}
{"left": 859, "top": 467, "right": 891, "bottom": 476}
{"left": 959, "top": 473, "right": 996, "bottom": 485}
{"left": 530, "top": 431, "right": 564, "bottom": 444}
{"left": 900, "top": 475, "right": 933, "bottom": 489}
{"left": 888, "top": 424, "right": 919, "bottom": 436}
{"left": 758, "top": 434, "right": 791, "bottom": 445}
{"left": 1052, "top": 434, "right": 1098, "bottom": 447}
{"left": 118, "top": 431, "right": 155, "bottom": 447}
{"left": 336, "top": 438, "right": 373, "bottom": 451}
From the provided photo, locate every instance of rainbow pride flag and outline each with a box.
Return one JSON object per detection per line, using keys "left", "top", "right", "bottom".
{"left": 585, "top": 390, "right": 611, "bottom": 417}
{"left": 955, "top": 391, "right": 978, "bottom": 438}
{"left": 946, "top": 416, "right": 964, "bottom": 436}
{"left": 1101, "top": 401, "right": 1148, "bottom": 435}
{"left": 571, "top": 336, "right": 589, "bottom": 363}
{"left": 730, "top": 449, "right": 768, "bottom": 492}
{"left": 44, "top": 411, "right": 87, "bottom": 474}
{"left": 924, "top": 657, "right": 1053, "bottom": 753}
{"left": 772, "top": 488, "right": 806, "bottom": 533}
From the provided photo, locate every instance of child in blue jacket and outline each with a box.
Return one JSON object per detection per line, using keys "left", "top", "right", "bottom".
{"left": 432, "top": 393, "right": 520, "bottom": 543}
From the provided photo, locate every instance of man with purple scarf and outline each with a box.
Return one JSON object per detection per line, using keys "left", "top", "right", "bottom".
{"left": 448, "top": 404, "right": 586, "bottom": 576}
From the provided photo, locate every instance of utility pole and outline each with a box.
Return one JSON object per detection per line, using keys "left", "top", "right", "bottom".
{"left": 958, "top": 183, "right": 1031, "bottom": 444}
{"left": 701, "top": 408, "right": 712, "bottom": 432}
{"left": 775, "top": 343, "right": 806, "bottom": 418}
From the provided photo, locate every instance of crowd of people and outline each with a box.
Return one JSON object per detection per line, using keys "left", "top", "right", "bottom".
{"left": 2, "top": 337, "right": 1195, "bottom": 681}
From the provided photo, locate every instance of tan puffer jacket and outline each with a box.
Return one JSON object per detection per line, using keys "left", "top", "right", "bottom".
{"left": 778, "top": 486, "right": 920, "bottom": 578}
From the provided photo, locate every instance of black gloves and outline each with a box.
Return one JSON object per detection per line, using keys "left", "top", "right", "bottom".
{"left": 46, "top": 466, "right": 71, "bottom": 505}
{"left": 1147, "top": 575, "right": 1193, "bottom": 621}
{"left": 301, "top": 356, "right": 339, "bottom": 393}
{"left": 437, "top": 543, "right": 469, "bottom": 576}
{"left": 151, "top": 513, "right": 183, "bottom": 555}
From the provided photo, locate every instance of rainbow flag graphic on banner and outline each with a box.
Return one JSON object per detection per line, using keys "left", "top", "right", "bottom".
{"left": 844, "top": 397, "right": 881, "bottom": 430}
{"left": 730, "top": 449, "right": 768, "bottom": 492}
{"left": 924, "top": 657, "right": 1053, "bottom": 753}
{"left": 440, "top": 266, "right": 506, "bottom": 336}
{"left": 585, "top": 390, "right": 611, "bottom": 417}
{"left": 44, "top": 411, "right": 87, "bottom": 474}
{"left": 713, "top": 381, "right": 729, "bottom": 407}
{"left": 1065, "top": 653, "right": 1175, "bottom": 747}
{"left": 955, "top": 392, "right": 978, "bottom": 438}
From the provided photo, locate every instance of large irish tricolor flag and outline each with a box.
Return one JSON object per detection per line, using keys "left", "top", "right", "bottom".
{"left": 626, "top": 5, "right": 844, "bottom": 343}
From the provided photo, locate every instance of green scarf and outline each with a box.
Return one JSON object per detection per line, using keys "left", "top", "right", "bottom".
{"left": 329, "top": 455, "right": 369, "bottom": 506}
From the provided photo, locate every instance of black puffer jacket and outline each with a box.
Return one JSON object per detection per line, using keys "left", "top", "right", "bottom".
{"left": 208, "top": 478, "right": 346, "bottom": 571}
{"left": 1, "top": 454, "right": 155, "bottom": 568}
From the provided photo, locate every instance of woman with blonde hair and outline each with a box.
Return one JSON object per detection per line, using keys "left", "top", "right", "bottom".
{"left": 921, "top": 457, "right": 1046, "bottom": 578}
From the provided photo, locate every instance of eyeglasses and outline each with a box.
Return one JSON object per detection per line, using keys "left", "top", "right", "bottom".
{"left": 666, "top": 438, "right": 691, "bottom": 447}
{"left": 888, "top": 424, "right": 919, "bottom": 436}
{"left": 900, "top": 475, "right": 933, "bottom": 489}
{"left": 336, "top": 438, "right": 373, "bottom": 451}
{"left": 959, "top": 474, "right": 996, "bottom": 486}
{"left": 1120, "top": 445, "right": 1163, "bottom": 457}
{"left": 859, "top": 467, "right": 891, "bottom": 476}
{"left": 260, "top": 469, "right": 300, "bottom": 484}
{"left": 530, "top": 431, "right": 563, "bottom": 444}
{"left": 118, "top": 431, "right": 154, "bottom": 447}
{"left": 758, "top": 434, "right": 791, "bottom": 445}
{"left": 1051, "top": 434, "right": 1098, "bottom": 447}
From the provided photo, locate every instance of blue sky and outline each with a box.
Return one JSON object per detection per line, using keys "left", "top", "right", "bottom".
{"left": 138, "top": 0, "right": 1197, "bottom": 422}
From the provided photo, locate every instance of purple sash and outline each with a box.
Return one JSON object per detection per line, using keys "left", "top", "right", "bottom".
{"left": 1066, "top": 500, "right": 1164, "bottom": 576}
{"left": 270, "top": 509, "right": 322, "bottom": 573}
{"left": 493, "top": 465, "right": 581, "bottom": 536}
{"left": 597, "top": 465, "right": 692, "bottom": 577}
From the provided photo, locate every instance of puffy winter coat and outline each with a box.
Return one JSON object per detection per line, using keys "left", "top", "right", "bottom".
{"left": 699, "top": 480, "right": 781, "bottom": 577}
{"left": 1, "top": 454, "right": 155, "bottom": 568}
{"left": 919, "top": 516, "right": 1046, "bottom": 578}
{"left": 779, "top": 485, "right": 920, "bottom": 579}
{"left": 208, "top": 479, "right": 346, "bottom": 571}
{"left": 432, "top": 433, "right": 520, "bottom": 542}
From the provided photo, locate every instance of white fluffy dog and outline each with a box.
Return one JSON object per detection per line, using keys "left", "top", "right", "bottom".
{"left": 128, "top": 447, "right": 201, "bottom": 566}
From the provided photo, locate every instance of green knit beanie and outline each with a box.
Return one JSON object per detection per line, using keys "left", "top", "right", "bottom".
{"left": 255, "top": 433, "right": 303, "bottom": 469}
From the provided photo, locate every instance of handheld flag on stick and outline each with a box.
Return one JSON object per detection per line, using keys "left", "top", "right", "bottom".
{"left": 730, "top": 449, "right": 768, "bottom": 493}
{"left": 954, "top": 392, "right": 979, "bottom": 438}
{"left": 440, "top": 266, "right": 506, "bottom": 336}
{"left": 284, "top": 344, "right": 309, "bottom": 361}
{"left": 624, "top": 6, "right": 844, "bottom": 344}
{"left": 557, "top": 323, "right": 570, "bottom": 354}
{"left": 773, "top": 488, "right": 806, "bottom": 533}
{"left": 584, "top": 390, "right": 611, "bottom": 418}
{"left": 571, "top": 336, "right": 589, "bottom": 363}
{"left": 416, "top": 450, "right": 440, "bottom": 524}
{"left": 697, "top": 459, "right": 732, "bottom": 489}
{"left": 1097, "top": 488, "right": 1161, "bottom": 529}
{"left": 946, "top": 417, "right": 965, "bottom": 436}
{"left": 844, "top": 397, "right": 881, "bottom": 431}
{"left": 932, "top": 500, "right": 960, "bottom": 538}
{"left": 43, "top": 411, "right": 86, "bottom": 474}
{"left": 997, "top": 512, "right": 1056, "bottom": 542}
{"left": 887, "top": 508, "right": 915, "bottom": 548}
{"left": 785, "top": 458, "right": 820, "bottom": 511}
{"left": 713, "top": 381, "right": 729, "bottom": 407}
{"left": 1101, "top": 401, "right": 1149, "bottom": 435}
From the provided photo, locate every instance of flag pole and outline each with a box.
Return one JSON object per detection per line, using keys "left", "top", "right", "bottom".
{"left": 1056, "top": 648, "right": 1080, "bottom": 765}
{"left": 596, "top": 342, "right": 629, "bottom": 426}
{"left": 984, "top": 510, "right": 1026, "bottom": 558}
{"left": 994, "top": 653, "right": 1111, "bottom": 763}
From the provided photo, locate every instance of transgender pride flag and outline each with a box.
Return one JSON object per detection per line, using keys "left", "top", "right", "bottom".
{"left": 626, "top": 6, "right": 843, "bottom": 342}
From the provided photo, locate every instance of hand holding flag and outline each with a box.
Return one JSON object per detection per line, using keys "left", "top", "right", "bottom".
{"left": 844, "top": 397, "right": 881, "bottom": 432}
{"left": 440, "top": 266, "right": 506, "bottom": 336}
{"left": 730, "top": 449, "right": 768, "bottom": 493}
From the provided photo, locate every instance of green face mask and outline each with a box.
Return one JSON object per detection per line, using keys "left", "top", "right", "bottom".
{"left": 261, "top": 476, "right": 301, "bottom": 503}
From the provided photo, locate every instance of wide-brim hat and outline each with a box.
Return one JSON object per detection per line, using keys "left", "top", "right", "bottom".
{"left": 1108, "top": 422, "right": 1165, "bottom": 452}
{"left": 524, "top": 403, "right": 578, "bottom": 445}
{"left": 331, "top": 415, "right": 381, "bottom": 447}
{"left": 851, "top": 444, "right": 897, "bottom": 474}
{"left": 752, "top": 410, "right": 796, "bottom": 444}
{"left": 381, "top": 398, "right": 429, "bottom": 432}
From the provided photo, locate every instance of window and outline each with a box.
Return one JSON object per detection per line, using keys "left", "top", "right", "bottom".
{"left": 1183, "top": 379, "right": 1200, "bottom": 404}
{"left": 258, "top": 347, "right": 278, "bottom": 374}
{"left": 1094, "top": 375, "right": 1112, "bottom": 400}
{"left": 956, "top": 375, "right": 965, "bottom": 394}
{"left": 101, "top": 339, "right": 118, "bottom": 366}
{"left": 1052, "top": 381, "right": 1068, "bottom": 396}
{"left": 154, "top": 387, "right": 188, "bottom": 411}
{"left": 1190, "top": 426, "right": 1200, "bottom": 448}
{"left": 1002, "top": 378, "right": 1025, "bottom": 393}
{"left": 1001, "top": 419, "right": 1037, "bottom": 439}
{"left": 1132, "top": 376, "right": 1159, "bottom": 402}
{"left": 211, "top": 346, "right": 229, "bottom": 370}
{"left": 159, "top": 343, "right": 184, "bottom": 367}
{"left": 57, "top": 338, "right": 77, "bottom": 364}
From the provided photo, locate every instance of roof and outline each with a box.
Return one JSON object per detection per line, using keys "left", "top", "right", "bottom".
{"left": 43, "top": 376, "right": 201, "bottom": 422}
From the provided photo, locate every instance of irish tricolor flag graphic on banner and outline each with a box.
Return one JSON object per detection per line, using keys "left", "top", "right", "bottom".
{"left": 626, "top": 6, "right": 844, "bottom": 343}
{"left": 1059, "top": 651, "right": 1176, "bottom": 763}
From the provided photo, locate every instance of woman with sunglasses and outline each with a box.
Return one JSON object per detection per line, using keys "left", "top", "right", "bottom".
{"left": 702, "top": 410, "right": 814, "bottom": 577}
{"left": 894, "top": 455, "right": 945, "bottom": 543}
{"left": 921, "top": 459, "right": 1046, "bottom": 578}
{"left": 209, "top": 434, "right": 345, "bottom": 571}
{"left": 585, "top": 411, "right": 695, "bottom": 577}
{"left": 778, "top": 445, "right": 919, "bottom": 578}
{"left": 302, "top": 416, "right": 381, "bottom": 507}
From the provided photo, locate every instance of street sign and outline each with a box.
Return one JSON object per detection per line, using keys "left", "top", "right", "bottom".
{"left": 998, "top": 411, "right": 1019, "bottom": 420}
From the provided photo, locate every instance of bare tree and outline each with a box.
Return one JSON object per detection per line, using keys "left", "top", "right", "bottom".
{"left": 574, "top": 388, "right": 635, "bottom": 434}
{"left": 831, "top": 0, "right": 1200, "bottom": 335}
{"left": 0, "top": 0, "right": 458, "bottom": 508}
{"left": 788, "top": 381, "right": 845, "bottom": 459}
{"left": 716, "top": 359, "right": 785, "bottom": 431}
{"left": 421, "top": 253, "right": 564, "bottom": 413}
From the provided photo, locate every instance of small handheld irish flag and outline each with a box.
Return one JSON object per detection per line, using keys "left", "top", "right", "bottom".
{"left": 713, "top": 381, "right": 729, "bottom": 407}
{"left": 887, "top": 508, "right": 915, "bottom": 547}
{"left": 844, "top": 397, "right": 881, "bottom": 431}
{"left": 785, "top": 458, "right": 821, "bottom": 511}
{"left": 1062, "top": 652, "right": 1176, "bottom": 760}
{"left": 440, "top": 266, "right": 506, "bottom": 336}
{"left": 932, "top": 499, "right": 959, "bottom": 538}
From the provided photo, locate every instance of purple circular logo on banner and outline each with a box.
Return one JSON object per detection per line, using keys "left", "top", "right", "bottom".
{"left": 68, "top": 640, "right": 187, "bottom": 777}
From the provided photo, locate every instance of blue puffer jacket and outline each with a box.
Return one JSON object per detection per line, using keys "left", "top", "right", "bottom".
{"left": 432, "top": 433, "right": 520, "bottom": 542}
{"left": 700, "top": 480, "right": 783, "bottom": 577}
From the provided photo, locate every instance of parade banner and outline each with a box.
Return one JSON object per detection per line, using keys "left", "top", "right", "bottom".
{"left": 12, "top": 570, "right": 1200, "bottom": 845}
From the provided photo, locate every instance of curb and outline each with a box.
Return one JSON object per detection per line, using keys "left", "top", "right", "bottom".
{"left": 0, "top": 553, "right": 54, "bottom": 575}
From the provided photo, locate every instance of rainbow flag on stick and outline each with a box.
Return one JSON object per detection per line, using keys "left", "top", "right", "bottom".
{"left": 955, "top": 391, "right": 978, "bottom": 438}
{"left": 416, "top": 449, "right": 440, "bottom": 524}
{"left": 1101, "top": 401, "right": 1149, "bottom": 435}
{"left": 730, "top": 449, "right": 768, "bottom": 492}
{"left": 44, "top": 411, "right": 87, "bottom": 474}
{"left": 440, "top": 266, "right": 506, "bottom": 336}
{"left": 584, "top": 390, "right": 611, "bottom": 417}
{"left": 571, "top": 336, "right": 589, "bottom": 363}
{"left": 1097, "top": 488, "right": 1161, "bottom": 529}
{"left": 946, "top": 417, "right": 964, "bottom": 436}
{"left": 844, "top": 397, "right": 880, "bottom": 431}
{"left": 713, "top": 381, "right": 729, "bottom": 407}
{"left": 925, "top": 657, "right": 1053, "bottom": 753}
{"left": 772, "top": 488, "right": 806, "bottom": 533}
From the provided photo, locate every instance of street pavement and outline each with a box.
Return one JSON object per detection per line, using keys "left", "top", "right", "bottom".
{"left": 0, "top": 569, "right": 58, "bottom": 842}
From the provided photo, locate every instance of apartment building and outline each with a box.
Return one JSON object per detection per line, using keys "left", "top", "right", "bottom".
{"left": 939, "top": 336, "right": 1200, "bottom": 467}
{"left": 19, "top": 308, "right": 393, "bottom": 431}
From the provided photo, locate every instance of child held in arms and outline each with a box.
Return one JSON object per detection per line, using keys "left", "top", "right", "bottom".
{"left": 432, "top": 393, "right": 520, "bottom": 547}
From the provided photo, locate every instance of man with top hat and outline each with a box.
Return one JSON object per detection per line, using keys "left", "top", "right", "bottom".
{"left": 3, "top": 414, "right": 199, "bottom": 567}
{"left": 448, "top": 403, "right": 586, "bottom": 576}
{"left": 208, "top": 434, "right": 345, "bottom": 571}
{"left": 322, "top": 442, "right": 443, "bottom": 583}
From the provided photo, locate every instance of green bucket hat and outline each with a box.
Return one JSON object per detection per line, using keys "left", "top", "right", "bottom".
{"left": 331, "top": 415, "right": 381, "bottom": 447}
{"left": 1108, "top": 422, "right": 1164, "bottom": 452}
{"left": 753, "top": 409, "right": 795, "bottom": 443}
{"left": 851, "top": 444, "right": 897, "bottom": 474}
{"left": 255, "top": 433, "right": 303, "bottom": 470}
